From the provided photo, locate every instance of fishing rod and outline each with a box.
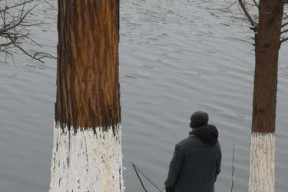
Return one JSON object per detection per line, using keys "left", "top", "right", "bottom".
{"left": 132, "top": 162, "right": 163, "bottom": 192}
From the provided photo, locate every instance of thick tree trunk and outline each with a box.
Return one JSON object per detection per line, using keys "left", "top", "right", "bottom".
{"left": 252, "top": 0, "right": 283, "bottom": 133}
{"left": 249, "top": 1, "right": 283, "bottom": 192}
{"left": 55, "top": 0, "right": 120, "bottom": 131}
{"left": 50, "top": 0, "right": 122, "bottom": 191}
{"left": 249, "top": 133, "right": 275, "bottom": 192}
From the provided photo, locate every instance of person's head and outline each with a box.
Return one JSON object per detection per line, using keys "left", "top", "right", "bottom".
{"left": 189, "top": 111, "right": 209, "bottom": 129}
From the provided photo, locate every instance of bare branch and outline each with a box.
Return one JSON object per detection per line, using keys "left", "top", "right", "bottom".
{"left": 282, "top": 22, "right": 288, "bottom": 28}
{"left": 0, "top": 0, "right": 34, "bottom": 13}
{"left": 11, "top": 41, "right": 44, "bottom": 63}
{"left": 42, "top": 0, "right": 55, "bottom": 9}
{"left": 281, "top": 29, "right": 288, "bottom": 34}
{"left": 280, "top": 37, "right": 288, "bottom": 44}
{"left": 252, "top": 0, "right": 259, "bottom": 8}
{"left": 225, "top": 0, "right": 238, "bottom": 9}
{"left": 0, "top": 41, "right": 14, "bottom": 47}
{"left": 19, "top": 22, "right": 44, "bottom": 27}
{"left": 238, "top": 0, "right": 257, "bottom": 28}
{"left": 0, "top": 0, "right": 48, "bottom": 63}
{"left": 1, "top": 5, "right": 37, "bottom": 34}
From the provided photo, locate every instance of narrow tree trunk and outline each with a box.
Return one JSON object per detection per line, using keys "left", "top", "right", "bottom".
{"left": 50, "top": 0, "right": 122, "bottom": 191}
{"left": 249, "top": 1, "right": 284, "bottom": 191}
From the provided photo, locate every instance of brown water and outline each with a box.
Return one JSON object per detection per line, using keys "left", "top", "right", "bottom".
{"left": 0, "top": 0, "right": 288, "bottom": 191}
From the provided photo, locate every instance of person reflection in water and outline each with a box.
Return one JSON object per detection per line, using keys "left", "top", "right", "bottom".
{"left": 165, "top": 111, "right": 222, "bottom": 192}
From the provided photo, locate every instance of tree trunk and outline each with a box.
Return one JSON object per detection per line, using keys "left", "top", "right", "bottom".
{"left": 50, "top": 0, "right": 122, "bottom": 191}
{"left": 249, "top": 1, "right": 284, "bottom": 191}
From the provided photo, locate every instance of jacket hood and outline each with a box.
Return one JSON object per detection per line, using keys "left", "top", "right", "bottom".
{"left": 190, "top": 124, "right": 218, "bottom": 145}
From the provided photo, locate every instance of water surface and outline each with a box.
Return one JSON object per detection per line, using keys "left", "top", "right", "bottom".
{"left": 0, "top": 0, "right": 288, "bottom": 192}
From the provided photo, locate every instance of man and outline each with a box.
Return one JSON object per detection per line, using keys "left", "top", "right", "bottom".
{"left": 165, "top": 111, "right": 221, "bottom": 192}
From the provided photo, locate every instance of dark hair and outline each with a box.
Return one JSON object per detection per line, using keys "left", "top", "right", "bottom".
{"left": 190, "top": 111, "right": 209, "bottom": 128}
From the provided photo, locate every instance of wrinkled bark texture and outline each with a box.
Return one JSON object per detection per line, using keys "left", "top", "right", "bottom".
{"left": 249, "top": 1, "right": 284, "bottom": 192}
{"left": 55, "top": 0, "right": 120, "bottom": 132}
{"left": 252, "top": 0, "right": 284, "bottom": 133}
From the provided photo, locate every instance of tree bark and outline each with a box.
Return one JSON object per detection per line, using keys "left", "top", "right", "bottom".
{"left": 252, "top": 0, "right": 283, "bottom": 133}
{"left": 249, "top": 132, "right": 275, "bottom": 192}
{"left": 55, "top": 0, "right": 120, "bottom": 132}
{"left": 249, "top": 1, "right": 284, "bottom": 192}
{"left": 50, "top": 0, "right": 122, "bottom": 191}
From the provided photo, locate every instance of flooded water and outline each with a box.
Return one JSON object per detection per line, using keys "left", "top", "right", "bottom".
{"left": 1, "top": 0, "right": 288, "bottom": 192}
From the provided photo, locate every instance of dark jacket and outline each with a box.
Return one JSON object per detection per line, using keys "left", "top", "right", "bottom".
{"left": 165, "top": 125, "right": 221, "bottom": 192}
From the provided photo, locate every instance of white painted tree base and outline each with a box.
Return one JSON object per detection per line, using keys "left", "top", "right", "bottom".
{"left": 49, "top": 125, "right": 124, "bottom": 192}
{"left": 248, "top": 132, "right": 275, "bottom": 192}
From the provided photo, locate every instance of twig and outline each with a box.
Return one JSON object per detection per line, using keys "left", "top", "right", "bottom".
{"left": 11, "top": 41, "right": 44, "bottom": 63}
{"left": 132, "top": 163, "right": 148, "bottom": 192}
{"left": 0, "top": 0, "right": 34, "bottom": 13}
{"left": 0, "top": 0, "right": 48, "bottom": 63}
{"left": 226, "top": 0, "right": 238, "bottom": 9}
{"left": 1, "top": 5, "right": 37, "bottom": 33}
{"left": 42, "top": 0, "right": 55, "bottom": 9}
